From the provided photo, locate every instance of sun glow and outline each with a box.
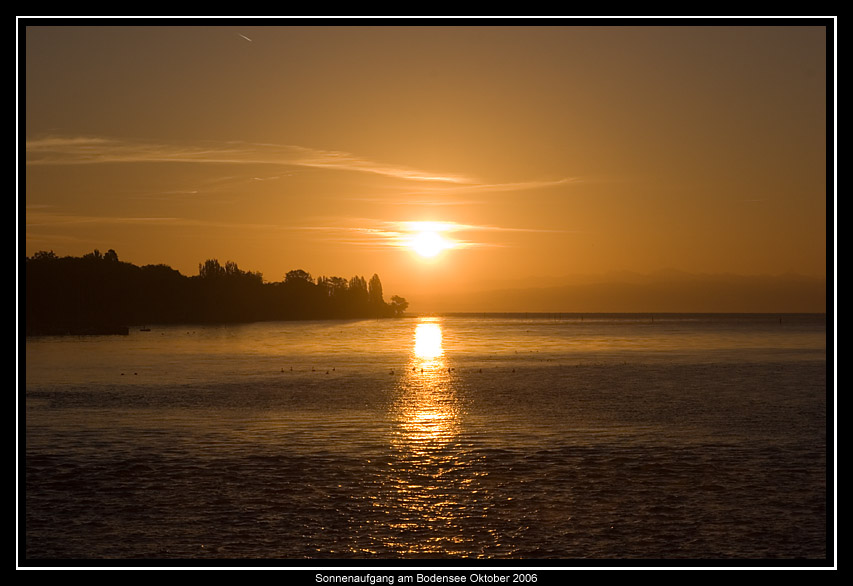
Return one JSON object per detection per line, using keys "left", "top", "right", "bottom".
{"left": 402, "top": 222, "right": 457, "bottom": 258}
{"left": 410, "top": 230, "right": 452, "bottom": 258}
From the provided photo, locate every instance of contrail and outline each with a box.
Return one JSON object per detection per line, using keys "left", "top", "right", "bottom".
{"left": 238, "top": 34, "right": 252, "bottom": 42}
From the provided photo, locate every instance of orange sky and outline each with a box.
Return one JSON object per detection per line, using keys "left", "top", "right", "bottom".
{"left": 23, "top": 21, "right": 831, "bottom": 312}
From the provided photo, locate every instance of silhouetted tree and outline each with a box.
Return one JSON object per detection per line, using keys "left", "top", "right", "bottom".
{"left": 389, "top": 295, "right": 409, "bottom": 317}
{"left": 368, "top": 274, "right": 384, "bottom": 307}
{"left": 285, "top": 269, "right": 313, "bottom": 284}
{"left": 25, "top": 250, "right": 408, "bottom": 333}
{"left": 348, "top": 275, "right": 368, "bottom": 311}
{"left": 29, "top": 250, "right": 57, "bottom": 261}
{"left": 319, "top": 276, "right": 348, "bottom": 298}
{"left": 199, "top": 259, "right": 225, "bottom": 279}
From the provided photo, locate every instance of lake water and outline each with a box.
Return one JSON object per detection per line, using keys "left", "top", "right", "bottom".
{"left": 23, "top": 314, "right": 830, "bottom": 562}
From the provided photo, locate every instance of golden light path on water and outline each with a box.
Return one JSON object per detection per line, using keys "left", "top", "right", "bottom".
{"left": 403, "top": 320, "right": 457, "bottom": 445}
{"left": 397, "top": 318, "right": 459, "bottom": 449}
{"left": 373, "top": 317, "right": 494, "bottom": 557}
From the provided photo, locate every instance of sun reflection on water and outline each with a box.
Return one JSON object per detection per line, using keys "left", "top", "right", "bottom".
{"left": 398, "top": 318, "right": 459, "bottom": 446}
{"left": 372, "top": 317, "right": 484, "bottom": 557}
{"left": 414, "top": 321, "right": 444, "bottom": 361}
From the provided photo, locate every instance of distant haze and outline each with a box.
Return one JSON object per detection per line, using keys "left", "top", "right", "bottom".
{"left": 411, "top": 271, "right": 827, "bottom": 314}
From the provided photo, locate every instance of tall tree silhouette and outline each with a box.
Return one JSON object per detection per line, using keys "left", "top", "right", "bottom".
{"left": 368, "top": 274, "right": 384, "bottom": 308}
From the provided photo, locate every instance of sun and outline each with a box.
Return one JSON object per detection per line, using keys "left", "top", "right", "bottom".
{"left": 397, "top": 221, "right": 460, "bottom": 259}
{"left": 410, "top": 230, "right": 452, "bottom": 258}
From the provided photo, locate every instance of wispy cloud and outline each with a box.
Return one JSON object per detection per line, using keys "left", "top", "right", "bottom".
{"left": 25, "top": 136, "right": 579, "bottom": 199}
{"left": 26, "top": 209, "right": 189, "bottom": 229}
{"left": 24, "top": 209, "right": 294, "bottom": 252}
{"left": 25, "top": 206, "right": 291, "bottom": 232}
{"left": 25, "top": 136, "right": 477, "bottom": 185}
{"left": 403, "top": 177, "right": 578, "bottom": 195}
{"left": 386, "top": 220, "right": 563, "bottom": 235}
{"left": 283, "top": 145, "right": 474, "bottom": 184}
{"left": 341, "top": 177, "right": 576, "bottom": 206}
{"left": 295, "top": 218, "right": 567, "bottom": 251}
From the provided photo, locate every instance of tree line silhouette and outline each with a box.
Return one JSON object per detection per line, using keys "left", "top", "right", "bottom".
{"left": 25, "top": 249, "right": 409, "bottom": 335}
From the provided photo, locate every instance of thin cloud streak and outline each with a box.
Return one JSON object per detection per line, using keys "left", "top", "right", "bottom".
{"left": 24, "top": 137, "right": 576, "bottom": 195}
{"left": 25, "top": 136, "right": 477, "bottom": 185}
{"left": 405, "top": 177, "right": 579, "bottom": 195}
{"left": 388, "top": 220, "right": 565, "bottom": 234}
{"left": 340, "top": 197, "right": 487, "bottom": 206}
{"left": 25, "top": 208, "right": 291, "bottom": 232}
{"left": 294, "top": 219, "right": 571, "bottom": 251}
{"left": 26, "top": 211, "right": 188, "bottom": 228}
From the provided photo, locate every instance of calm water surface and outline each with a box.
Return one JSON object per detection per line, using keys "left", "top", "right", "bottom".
{"left": 24, "top": 314, "right": 829, "bottom": 561}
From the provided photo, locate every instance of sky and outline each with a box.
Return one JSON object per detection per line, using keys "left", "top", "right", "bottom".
{"left": 22, "top": 20, "right": 832, "bottom": 312}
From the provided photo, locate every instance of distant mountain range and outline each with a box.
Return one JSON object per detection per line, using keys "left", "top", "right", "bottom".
{"left": 413, "top": 270, "right": 827, "bottom": 314}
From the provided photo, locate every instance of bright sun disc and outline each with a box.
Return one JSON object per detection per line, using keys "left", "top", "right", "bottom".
{"left": 411, "top": 231, "right": 450, "bottom": 258}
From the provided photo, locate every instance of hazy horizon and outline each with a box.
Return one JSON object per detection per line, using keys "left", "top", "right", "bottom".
{"left": 26, "top": 246, "right": 828, "bottom": 315}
